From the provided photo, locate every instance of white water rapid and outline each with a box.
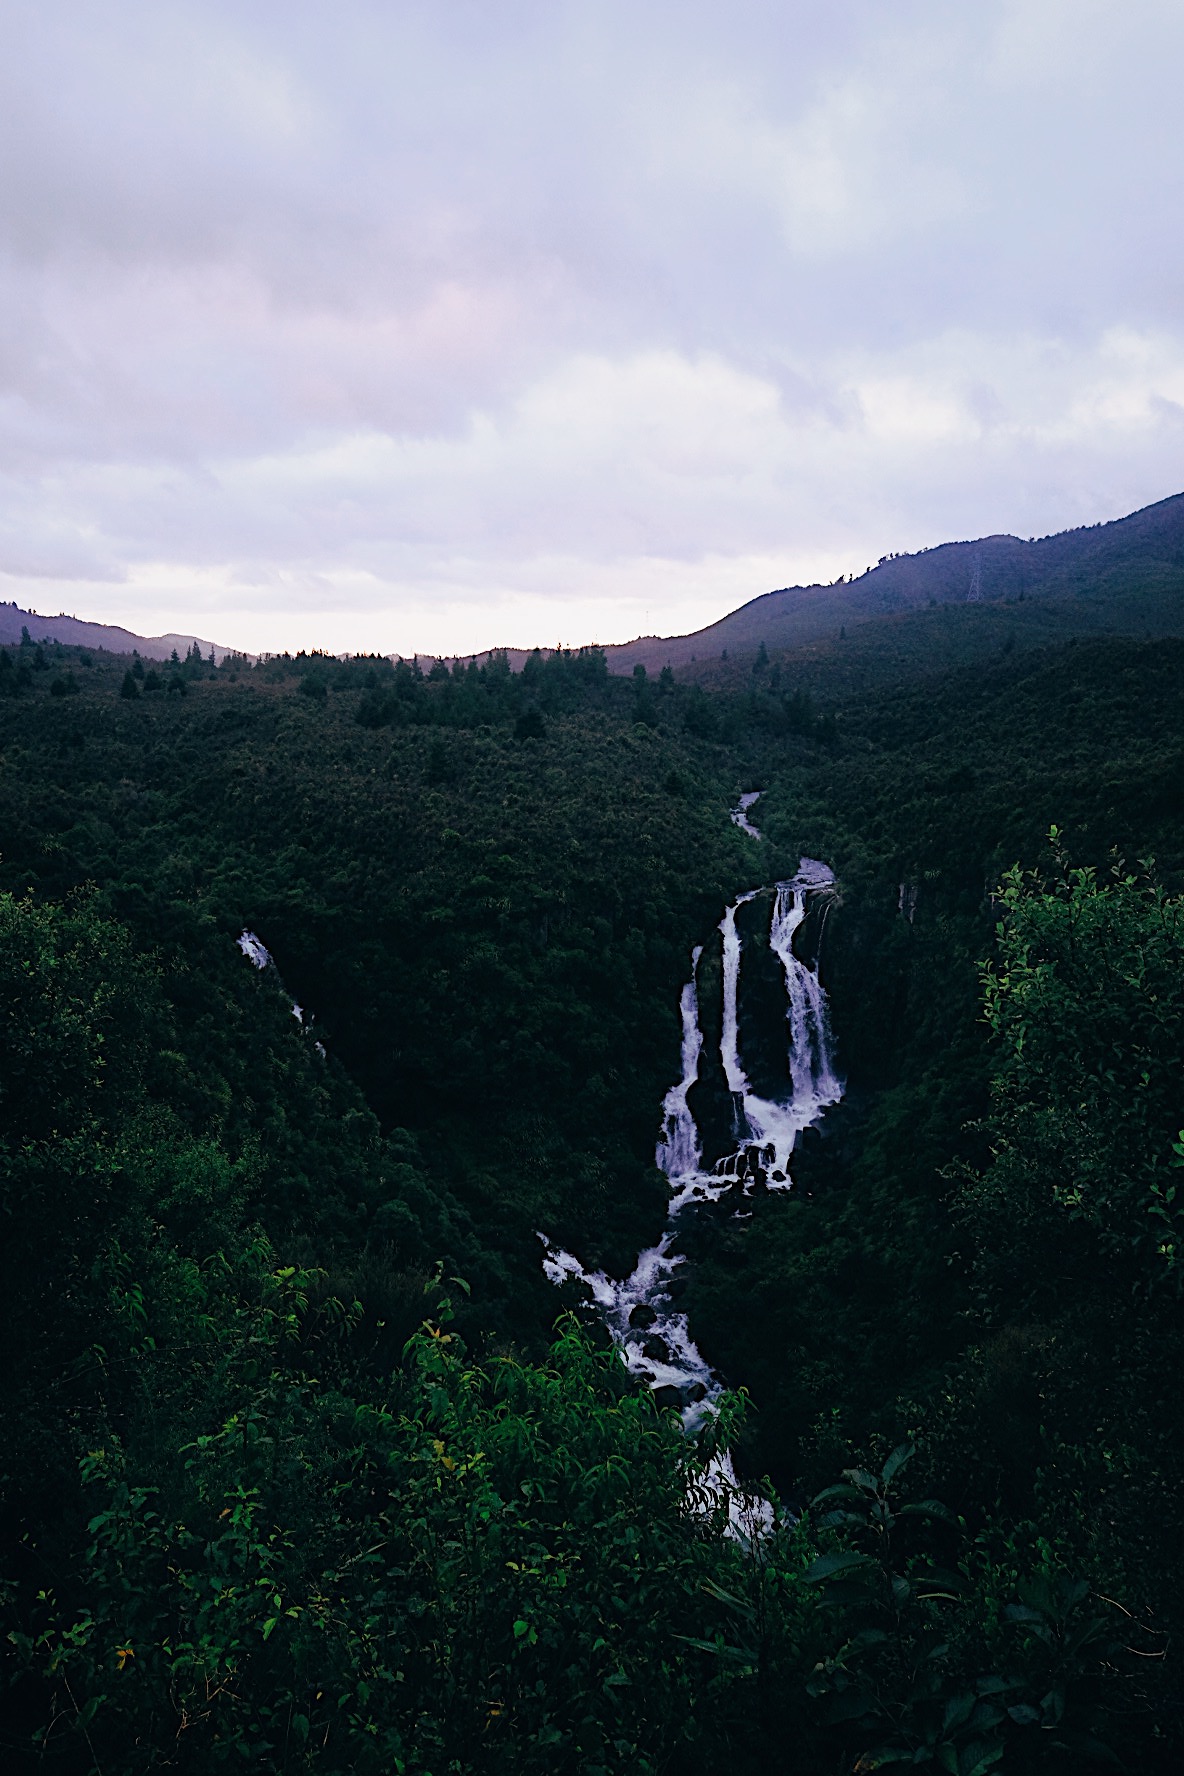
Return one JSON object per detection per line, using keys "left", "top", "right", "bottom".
{"left": 539, "top": 794, "right": 843, "bottom": 1518}
{"left": 731, "top": 791, "right": 763, "bottom": 839}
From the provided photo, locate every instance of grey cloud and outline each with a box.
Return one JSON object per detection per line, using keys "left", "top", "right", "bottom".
{"left": 0, "top": 0, "right": 1182, "bottom": 652}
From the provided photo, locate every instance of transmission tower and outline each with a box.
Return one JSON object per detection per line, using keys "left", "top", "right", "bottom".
{"left": 966, "top": 551, "right": 983, "bottom": 602}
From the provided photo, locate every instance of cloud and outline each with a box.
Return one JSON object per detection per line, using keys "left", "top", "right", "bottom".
{"left": 0, "top": 1, "right": 1182, "bottom": 652}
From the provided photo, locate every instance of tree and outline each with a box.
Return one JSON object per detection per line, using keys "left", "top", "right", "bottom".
{"left": 514, "top": 708, "right": 546, "bottom": 741}
{"left": 119, "top": 669, "right": 139, "bottom": 699}
{"left": 783, "top": 688, "right": 816, "bottom": 735}
{"left": 972, "top": 834, "right": 1184, "bottom": 1279}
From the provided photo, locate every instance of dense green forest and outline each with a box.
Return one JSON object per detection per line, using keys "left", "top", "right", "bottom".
{"left": 2, "top": 616, "right": 1183, "bottom": 1771}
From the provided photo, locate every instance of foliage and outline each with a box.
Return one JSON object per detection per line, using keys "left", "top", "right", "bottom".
{"left": 1, "top": 621, "right": 1184, "bottom": 1767}
{"left": 12, "top": 1290, "right": 733, "bottom": 1774}
{"left": 976, "top": 836, "right": 1184, "bottom": 1276}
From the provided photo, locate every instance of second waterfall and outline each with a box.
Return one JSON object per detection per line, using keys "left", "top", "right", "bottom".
{"left": 541, "top": 795, "right": 843, "bottom": 1425}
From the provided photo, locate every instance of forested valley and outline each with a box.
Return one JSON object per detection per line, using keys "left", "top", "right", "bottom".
{"left": 2, "top": 603, "right": 1183, "bottom": 1773}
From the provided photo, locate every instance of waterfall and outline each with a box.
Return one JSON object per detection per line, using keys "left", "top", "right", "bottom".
{"left": 238, "top": 930, "right": 273, "bottom": 970}
{"left": 770, "top": 871, "right": 842, "bottom": 1117}
{"left": 655, "top": 946, "right": 705, "bottom": 1179}
{"left": 730, "top": 791, "right": 763, "bottom": 839}
{"left": 541, "top": 1234, "right": 715, "bottom": 1407}
{"left": 238, "top": 928, "right": 326, "bottom": 1054}
{"left": 539, "top": 794, "right": 843, "bottom": 1460}
{"left": 719, "top": 891, "right": 759, "bottom": 1097}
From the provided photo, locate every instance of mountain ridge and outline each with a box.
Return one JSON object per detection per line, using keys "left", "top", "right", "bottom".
{"left": 446, "top": 489, "right": 1184, "bottom": 675}
{"left": 0, "top": 601, "right": 234, "bottom": 663}
{"left": 597, "top": 489, "right": 1184, "bottom": 673}
{"left": 6, "top": 488, "right": 1183, "bottom": 672}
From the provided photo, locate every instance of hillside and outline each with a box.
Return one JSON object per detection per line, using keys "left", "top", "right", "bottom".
{"left": 602, "top": 488, "right": 1184, "bottom": 675}
{"left": 2, "top": 626, "right": 1184, "bottom": 1769}
{"left": 7, "top": 491, "right": 1183, "bottom": 687}
{"left": 0, "top": 598, "right": 232, "bottom": 662}
{"left": 446, "top": 490, "right": 1184, "bottom": 685}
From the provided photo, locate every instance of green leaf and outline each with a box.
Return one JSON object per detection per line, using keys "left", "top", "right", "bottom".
{"left": 804, "top": 1550, "right": 879, "bottom": 1584}
{"left": 845, "top": 1628, "right": 890, "bottom": 1653}
{"left": 912, "top": 1566, "right": 966, "bottom": 1598}
{"left": 899, "top": 1499, "right": 958, "bottom": 1525}
{"left": 673, "top": 1635, "right": 756, "bottom": 1669}
{"left": 698, "top": 1578, "right": 754, "bottom": 1616}
{"left": 960, "top": 1742, "right": 1005, "bottom": 1776}
{"left": 810, "top": 1482, "right": 866, "bottom": 1507}
{"left": 842, "top": 1467, "right": 881, "bottom": 1494}
{"left": 880, "top": 1442, "right": 914, "bottom": 1487}
{"left": 942, "top": 1691, "right": 976, "bottom": 1734}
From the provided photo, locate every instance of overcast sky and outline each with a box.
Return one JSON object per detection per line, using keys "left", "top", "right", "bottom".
{"left": 2, "top": 0, "right": 1182, "bottom": 655}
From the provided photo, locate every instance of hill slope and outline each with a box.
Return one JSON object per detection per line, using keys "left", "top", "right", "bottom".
{"left": 0, "top": 599, "right": 233, "bottom": 662}
{"left": 7, "top": 488, "right": 1184, "bottom": 680}
{"left": 600, "top": 489, "right": 1184, "bottom": 674}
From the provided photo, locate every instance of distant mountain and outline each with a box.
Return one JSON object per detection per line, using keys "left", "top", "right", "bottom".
{"left": 599, "top": 490, "right": 1184, "bottom": 675}
{"left": 9, "top": 488, "right": 1184, "bottom": 678}
{"left": 0, "top": 601, "right": 234, "bottom": 663}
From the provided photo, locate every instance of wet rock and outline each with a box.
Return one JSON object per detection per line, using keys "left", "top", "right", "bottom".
{"left": 653, "top": 1385, "right": 684, "bottom": 1411}
{"left": 642, "top": 1334, "right": 671, "bottom": 1363}
{"left": 628, "top": 1303, "right": 657, "bottom": 1329}
{"left": 684, "top": 1382, "right": 708, "bottom": 1404}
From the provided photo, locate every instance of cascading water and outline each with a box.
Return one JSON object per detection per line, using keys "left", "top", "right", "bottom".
{"left": 655, "top": 947, "right": 705, "bottom": 1180}
{"left": 731, "top": 791, "right": 763, "bottom": 839}
{"left": 665, "top": 860, "right": 840, "bottom": 1215}
{"left": 238, "top": 929, "right": 326, "bottom": 1055}
{"left": 539, "top": 795, "right": 843, "bottom": 1465}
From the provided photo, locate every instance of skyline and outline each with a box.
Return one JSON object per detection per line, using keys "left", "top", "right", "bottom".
{"left": 2, "top": 1, "right": 1183, "bottom": 656}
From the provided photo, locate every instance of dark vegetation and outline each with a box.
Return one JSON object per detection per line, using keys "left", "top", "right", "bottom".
{"left": 2, "top": 587, "right": 1184, "bottom": 1770}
